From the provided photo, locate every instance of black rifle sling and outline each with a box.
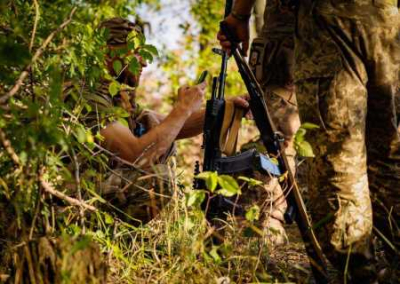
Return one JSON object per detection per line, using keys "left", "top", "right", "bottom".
{"left": 220, "top": 20, "right": 328, "bottom": 283}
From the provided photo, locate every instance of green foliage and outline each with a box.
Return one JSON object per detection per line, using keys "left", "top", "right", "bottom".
{"left": 0, "top": 0, "right": 160, "bottom": 281}
{"left": 245, "top": 205, "right": 260, "bottom": 222}
{"left": 217, "top": 175, "right": 241, "bottom": 197}
{"left": 294, "top": 123, "right": 319, "bottom": 158}
{"left": 238, "top": 176, "right": 263, "bottom": 187}
{"left": 196, "top": 171, "right": 241, "bottom": 197}
{"left": 0, "top": 1, "right": 283, "bottom": 283}
{"left": 195, "top": 171, "right": 218, "bottom": 192}
{"left": 186, "top": 190, "right": 206, "bottom": 207}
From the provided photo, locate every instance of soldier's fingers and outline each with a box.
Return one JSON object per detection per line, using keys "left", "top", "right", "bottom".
{"left": 221, "top": 40, "right": 231, "bottom": 48}
{"left": 217, "top": 31, "right": 227, "bottom": 41}
{"left": 233, "top": 97, "right": 249, "bottom": 108}
{"left": 178, "top": 84, "right": 189, "bottom": 94}
{"left": 245, "top": 111, "right": 254, "bottom": 120}
{"left": 196, "top": 81, "right": 207, "bottom": 91}
{"left": 241, "top": 93, "right": 250, "bottom": 100}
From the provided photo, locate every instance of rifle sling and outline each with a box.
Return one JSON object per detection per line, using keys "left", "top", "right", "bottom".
{"left": 219, "top": 101, "right": 244, "bottom": 156}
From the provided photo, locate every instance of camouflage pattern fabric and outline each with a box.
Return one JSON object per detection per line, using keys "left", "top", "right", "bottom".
{"left": 295, "top": 0, "right": 400, "bottom": 281}
{"left": 241, "top": 0, "right": 299, "bottom": 246}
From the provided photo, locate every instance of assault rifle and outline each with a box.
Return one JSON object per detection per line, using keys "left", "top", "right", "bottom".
{"left": 194, "top": 0, "right": 328, "bottom": 283}
{"left": 193, "top": 48, "right": 282, "bottom": 218}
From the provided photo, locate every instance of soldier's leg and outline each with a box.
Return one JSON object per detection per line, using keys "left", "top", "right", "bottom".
{"left": 261, "top": 87, "right": 299, "bottom": 246}
{"left": 294, "top": 8, "right": 384, "bottom": 281}
{"left": 365, "top": 18, "right": 400, "bottom": 281}
{"left": 249, "top": 33, "right": 300, "bottom": 246}
{"left": 296, "top": 72, "right": 376, "bottom": 282}
{"left": 367, "top": 83, "right": 400, "bottom": 283}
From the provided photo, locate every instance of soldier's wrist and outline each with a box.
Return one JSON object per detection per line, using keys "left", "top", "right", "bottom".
{"left": 175, "top": 103, "right": 193, "bottom": 118}
{"left": 231, "top": 10, "right": 251, "bottom": 22}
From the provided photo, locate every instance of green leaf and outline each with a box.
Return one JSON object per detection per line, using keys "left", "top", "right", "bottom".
{"left": 108, "top": 81, "right": 120, "bottom": 97}
{"left": 127, "top": 41, "right": 135, "bottom": 51}
{"left": 209, "top": 246, "right": 222, "bottom": 264}
{"left": 245, "top": 205, "right": 260, "bottom": 222}
{"left": 104, "top": 213, "right": 114, "bottom": 225}
{"left": 217, "top": 175, "right": 240, "bottom": 197}
{"left": 129, "top": 57, "right": 140, "bottom": 75}
{"left": 75, "top": 126, "right": 86, "bottom": 143}
{"left": 139, "top": 49, "right": 153, "bottom": 63}
{"left": 195, "top": 171, "right": 218, "bottom": 192}
{"left": 187, "top": 190, "right": 206, "bottom": 207}
{"left": 294, "top": 128, "right": 307, "bottom": 143}
{"left": 296, "top": 140, "right": 315, "bottom": 157}
{"left": 301, "top": 122, "right": 320, "bottom": 130}
{"left": 143, "top": 44, "right": 159, "bottom": 56}
{"left": 113, "top": 60, "right": 122, "bottom": 75}
{"left": 207, "top": 172, "right": 218, "bottom": 192}
{"left": 216, "top": 188, "right": 235, "bottom": 197}
{"left": 238, "top": 176, "right": 263, "bottom": 187}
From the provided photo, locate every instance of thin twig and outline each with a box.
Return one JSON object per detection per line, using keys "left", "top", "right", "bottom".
{"left": 71, "top": 148, "right": 86, "bottom": 233}
{"left": 40, "top": 178, "right": 97, "bottom": 212}
{"left": 0, "top": 129, "right": 20, "bottom": 165}
{"left": 0, "top": 7, "right": 76, "bottom": 104}
{"left": 29, "top": 186, "right": 43, "bottom": 240}
{"left": 29, "top": 0, "right": 40, "bottom": 101}
{"left": 29, "top": 0, "right": 40, "bottom": 52}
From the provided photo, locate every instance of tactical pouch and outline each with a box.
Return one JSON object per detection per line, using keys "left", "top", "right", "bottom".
{"left": 249, "top": 37, "right": 267, "bottom": 83}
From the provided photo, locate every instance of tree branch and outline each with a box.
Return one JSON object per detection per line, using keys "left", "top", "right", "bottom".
{"left": 40, "top": 177, "right": 97, "bottom": 212}
{"left": 0, "top": 128, "right": 20, "bottom": 165}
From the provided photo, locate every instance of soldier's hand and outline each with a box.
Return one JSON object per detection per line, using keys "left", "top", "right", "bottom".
{"left": 228, "top": 94, "right": 253, "bottom": 119}
{"left": 217, "top": 14, "right": 250, "bottom": 56}
{"left": 229, "top": 94, "right": 250, "bottom": 109}
{"left": 177, "top": 82, "right": 207, "bottom": 115}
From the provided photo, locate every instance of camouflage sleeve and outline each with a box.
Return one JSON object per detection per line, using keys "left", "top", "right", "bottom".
{"left": 80, "top": 83, "right": 115, "bottom": 134}
{"left": 262, "top": 0, "right": 296, "bottom": 35}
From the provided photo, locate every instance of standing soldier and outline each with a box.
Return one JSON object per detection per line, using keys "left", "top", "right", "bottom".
{"left": 219, "top": 0, "right": 300, "bottom": 246}
{"left": 219, "top": 0, "right": 400, "bottom": 283}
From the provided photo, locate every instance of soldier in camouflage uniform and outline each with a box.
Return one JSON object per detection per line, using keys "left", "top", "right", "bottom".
{"left": 220, "top": 0, "right": 400, "bottom": 282}
{"left": 295, "top": 1, "right": 400, "bottom": 282}
{"left": 63, "top": 18, "right": 205, "bottom": 224}
{"left": 219, "top": 0, "right": 300, "bottom": 246}
{"left": 65, "top": 18, "right": 249, "bottom": 225}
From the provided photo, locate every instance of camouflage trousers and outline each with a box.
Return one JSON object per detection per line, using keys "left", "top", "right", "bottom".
{"left": 247, "top": 32, "right": 300, "bottom": 245}
{"left": 295, "top": 2, "right": 400, "bottom": 281}
{"left": 100, "top": 163, "right": 175, "bottom": 225}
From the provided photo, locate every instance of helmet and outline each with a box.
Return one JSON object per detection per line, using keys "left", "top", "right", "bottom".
{"left": 99, "top": 17, "right": 144, "bottom": 47}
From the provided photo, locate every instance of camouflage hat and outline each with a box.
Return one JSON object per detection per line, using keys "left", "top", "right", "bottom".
{"left": 99, "top": 17, "right": 143, "bottom": 46}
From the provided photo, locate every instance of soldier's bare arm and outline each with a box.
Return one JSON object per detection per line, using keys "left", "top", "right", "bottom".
{"left": 175, "top": 96, "right": 250, "bottom": 139}
{"left": 100, "top": 82, "right": 206, "bottom": 166}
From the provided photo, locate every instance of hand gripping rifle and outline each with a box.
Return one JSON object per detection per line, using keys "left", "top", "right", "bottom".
{"left": 216, "top": 1, "right": 328, "bottom": 283}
